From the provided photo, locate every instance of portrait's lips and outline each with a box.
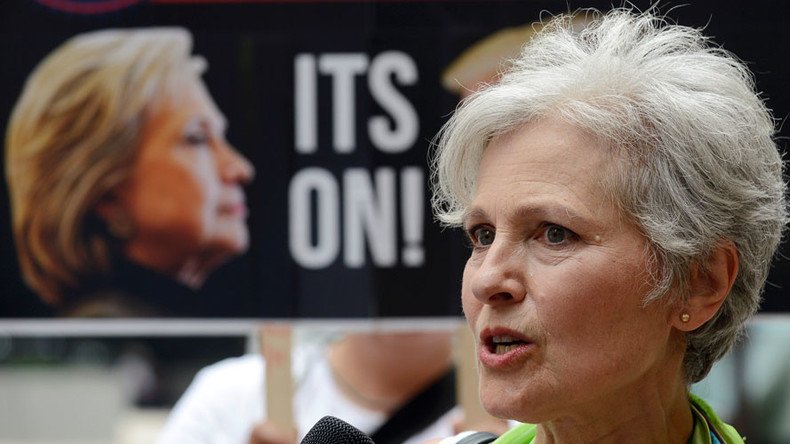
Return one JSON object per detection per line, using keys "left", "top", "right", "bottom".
{"left": 478, "top": 326, "right": 536, "bottom": 369}
{"left": 220, "top": 201, "right": 248, "bottom": 217}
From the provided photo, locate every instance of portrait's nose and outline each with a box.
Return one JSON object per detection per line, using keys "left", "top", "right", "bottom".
{"left": 469, "top": 240, "right": 527, "bottom": 306}
{"left": 218, "top": 142, "right": 255, "bottom": 185}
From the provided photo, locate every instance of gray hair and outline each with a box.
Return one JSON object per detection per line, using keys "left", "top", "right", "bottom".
{"left": 6, "top": 27, "right": 205, "bottom": 305}
{"left": 431, "top": 9, "right": 787, "bottom": 383}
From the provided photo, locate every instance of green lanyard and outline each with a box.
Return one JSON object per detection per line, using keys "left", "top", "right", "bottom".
{"left": 492, "top": 395, "right": 744, "bottom": 444}
{"left": 688, "top": 394, "right": 744, "bottom": 444}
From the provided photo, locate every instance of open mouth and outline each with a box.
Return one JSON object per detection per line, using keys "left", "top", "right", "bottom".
{"left": 485, "top": 335, "right": 530, "bottom": 355}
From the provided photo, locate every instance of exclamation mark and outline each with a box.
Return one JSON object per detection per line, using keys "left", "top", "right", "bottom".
{"left": 401, "top": 167, "right": 424, "bottom": 267}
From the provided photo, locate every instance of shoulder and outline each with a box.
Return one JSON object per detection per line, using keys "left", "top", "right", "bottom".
{"left": 60, "top": 290, "right": 163, "bottom": 317}
{"left": 182, "top": 354, "right": 266, "bottom": 407}
{"left": 156, "top": 354, "right": 265, "bottom": 444}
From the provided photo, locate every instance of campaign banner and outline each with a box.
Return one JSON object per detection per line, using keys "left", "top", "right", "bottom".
{"left": 2, "top": 0, "right": 789, "bottom": 317}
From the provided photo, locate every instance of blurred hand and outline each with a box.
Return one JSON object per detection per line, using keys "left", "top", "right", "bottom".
{"left": 248, "top": 420, "right": 297, "bottom": 444}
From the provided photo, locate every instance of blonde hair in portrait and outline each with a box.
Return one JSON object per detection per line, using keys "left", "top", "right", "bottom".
{"left": 6, "top": 27, "right": 206, "bottom": 305}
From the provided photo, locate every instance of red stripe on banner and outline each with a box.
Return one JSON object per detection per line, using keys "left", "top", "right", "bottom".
{"left": 150, "top": 0, "right": 468, "bottom": 4}
{"left": 35, "top": 0, "right": 144, "bottom": 14}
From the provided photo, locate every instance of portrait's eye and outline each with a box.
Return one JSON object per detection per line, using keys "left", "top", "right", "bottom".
{"left": 184, "top": 130, "right": 210, "bottom": 146}
{"left": 544, "top": 224, "right": 574, "bottom": 245}
{"left": 473, "top": 226, "right": 496, "bottom": 246}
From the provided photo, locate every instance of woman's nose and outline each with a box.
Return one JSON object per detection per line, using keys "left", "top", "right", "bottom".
{"left": 218, "top": 142, "right": 255, "bottom": 184}
{"left": 468, "top": 241, "right": 527, "bottom": 306}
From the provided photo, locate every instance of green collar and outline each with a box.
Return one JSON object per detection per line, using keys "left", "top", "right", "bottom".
{"left": 688, "top": 393, "right": 744, "bottom": 444}
{"left": 492, "top": 395, "right": 744, "bottom": 444}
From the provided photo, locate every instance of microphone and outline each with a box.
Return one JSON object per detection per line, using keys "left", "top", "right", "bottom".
{"left": 301, "top": 416, "right": 375, "bottom": 444}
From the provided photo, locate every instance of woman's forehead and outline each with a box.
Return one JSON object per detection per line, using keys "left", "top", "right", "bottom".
{"left": 146, "top": 75, "right": 225, "bottom": 128}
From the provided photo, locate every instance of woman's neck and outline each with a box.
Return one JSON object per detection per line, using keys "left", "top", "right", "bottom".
{"left": 123, "top": 245, "right": 227, "bottom": 290}
{"left": 328, "top": 331, "right": 453, "bottom": 413}
{"left": 535, "top": 357, "right": 694, "bottom": 444}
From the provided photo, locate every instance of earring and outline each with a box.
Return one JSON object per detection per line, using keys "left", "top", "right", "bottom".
{"left": 680, "top": 313, "right": 690, "bottom": 323}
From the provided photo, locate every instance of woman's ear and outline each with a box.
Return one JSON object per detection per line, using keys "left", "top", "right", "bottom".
{"left": 94, "top": 197, "right": 118, "bottom": 223}
{"left": 94, "top": 194, "right": 135, "bottom": 240}
{"left": 672, "top": 240, "right": 738, "bottom": 331}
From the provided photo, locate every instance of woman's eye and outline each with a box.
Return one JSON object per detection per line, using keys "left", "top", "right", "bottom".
{"left": 545, "top": 225, "right": 572, "bottom": 244}
{"left": 184, "top": 132, "right": 210, "bottom": 146}
{"left": 473, "top": 227, "right": 495, "bottom": 246}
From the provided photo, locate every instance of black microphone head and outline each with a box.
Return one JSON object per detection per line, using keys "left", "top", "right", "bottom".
{"left": 301, "top": 416, "right": 375, "bottom": 444}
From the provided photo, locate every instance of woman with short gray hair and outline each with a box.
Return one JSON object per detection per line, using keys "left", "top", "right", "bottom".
{"left": 432, "top": 8, "right": 786, "bottom": 443}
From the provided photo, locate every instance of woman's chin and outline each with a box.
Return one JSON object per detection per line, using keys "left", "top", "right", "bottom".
{"left": 480, "top": 382, "right": 546, "bottom": 424}
{"left": 480, "top": 385, "right": 520, "bottom": 419}
{"left": 212, "top": 229, "right": 250, "bottom": 255}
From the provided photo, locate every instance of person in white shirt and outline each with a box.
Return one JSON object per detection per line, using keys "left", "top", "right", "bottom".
{"left": 158, "top": 329, "right": 508, "bottom": 444}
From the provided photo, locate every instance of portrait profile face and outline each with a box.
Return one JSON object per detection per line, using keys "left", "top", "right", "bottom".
{"left": 461, "top": 117, "right": 680, "bottom": 424}
{"left": 100, "top": 74, "right": 255, "bottom": 281}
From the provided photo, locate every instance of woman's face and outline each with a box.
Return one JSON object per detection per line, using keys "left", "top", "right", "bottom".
{"left": 462, "top": 117, "right": 680, "bottom": 423}
{"left": 113, "top": 75, "right": 254, "bottom": 281}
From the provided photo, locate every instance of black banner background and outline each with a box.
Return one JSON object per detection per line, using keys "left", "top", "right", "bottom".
{"left": 2, "top": 0, "right": 788, "bottom": 318}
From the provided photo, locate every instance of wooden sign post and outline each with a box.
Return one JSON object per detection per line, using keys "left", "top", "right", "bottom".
{"left": 261, "top": 324, "right": 294, "bottom": 432}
